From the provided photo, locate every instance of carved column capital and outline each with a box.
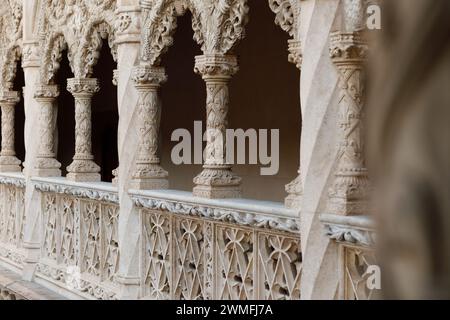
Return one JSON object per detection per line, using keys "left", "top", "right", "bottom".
{"left": 288, "top": 39, "right": 302, "bottom": 70}
{"left": 115, "top": 6, "right": 141, "bottom": 44}
{"left": 34, "top": 84, "right": 60, "bottom": 101}
{"left": 22, "top": 41, "right": 40, "bottom": 68}
{"left": 67, "top": 78, "right": 100, "bottom": 97}
{"left": 194, "top": 54, "right": 239, "bottom": 80}
{"left": 132, "top": 65, "right": 167, "bottom": 88}
{"left": 0, "top": 90, "right": 20, "bottom": 105}
{"left": 330, "top": 32, "right": 368, "bottom": 66}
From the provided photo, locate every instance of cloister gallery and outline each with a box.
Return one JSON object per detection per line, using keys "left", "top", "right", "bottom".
{"left": 0, "top": 0, "right": 380, "bottom": 300}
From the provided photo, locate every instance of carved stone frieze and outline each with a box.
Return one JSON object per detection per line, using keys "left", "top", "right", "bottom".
{"left": 132, "top": 195, "right": 300, "bottom": 234}
{"left": 34, "top": 181, "right": 119, "bottom": 204}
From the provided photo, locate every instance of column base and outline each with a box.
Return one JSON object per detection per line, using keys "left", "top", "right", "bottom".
{"left": 193, "top": 168, "right": 242, "bottom": 199}
{"left": 328, "top": 171, "right": 370, "bottom": 215}
{"left": 131, "top": 164, "right": 169, "bottom": 190}
{"left": 193, "top": 184, "right": 242, "bottom": 199}
{"left": 67, "top": 159, "right": 101, "bottom": 182}
{"left": 328, "top": 198, "right": 369, "bottom": 216}
{"left": 0, "top": 155, "right": 22, "bottom": 172}
{"left": 285, "top": 194, "right": 302, "bottom": 209}
{"left": 67, "top": 172, "right": 101, "bottom": 182}
{"left": 34, "top": 158, "right": 61, "bottom": 177}
{"left": 130, "top": 178, "right": 169, "bottom": 190}
{"left": 284, "top": 173, "right": 303, "bottom": 209}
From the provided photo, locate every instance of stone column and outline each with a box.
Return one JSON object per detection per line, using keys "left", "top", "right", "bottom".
{"left": 193, "top": 54, "right": 241, "bottom": 199}
{"left": 285, "top": 39, "right": 303, "bottom": 209}
{"left": 328, "top": 31, "right": 369, "bottom": 215}
{"left": 0, "top": 90, "right": 21, "bottom": 172}
{"left": 66, "top": 78, "right": 101, "bottom": 182}
{"left": 34, "top": 84, "right": 61, "bottom": 177}
{"left": 130, "top": 65, "right": 168, "bottom": 190}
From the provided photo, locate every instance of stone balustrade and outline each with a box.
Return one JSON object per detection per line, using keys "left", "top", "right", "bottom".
{"left": 0, "top": 173, "right": 26, "bottom": 270}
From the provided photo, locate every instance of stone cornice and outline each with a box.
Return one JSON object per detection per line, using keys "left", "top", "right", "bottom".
{"left": 32, "top": 178, "right": 119, "bottom": 204}
{"left": 0, "top": 173, "right": 26, "bottom": 188}
{"left": 130, "top": 190, "right": 300, "bottom": 234}
{"left": 320, "top": 213, "right": 376, "bottom": 247}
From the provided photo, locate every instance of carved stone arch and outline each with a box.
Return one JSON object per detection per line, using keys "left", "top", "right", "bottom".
{"left": 39, "top": 33, "right": 70, "bottom": 85}
{"left": 267, "top": 0, "right": 301, "bottom": 69}
{"left": 77, "top": 20, "right": 118, "bottom": 78}
{"left": 0, "top": 46, "right": 22, "bottom": 91}
{"left": 268, "top": 0, "right": 299, "bottom": 38}
{"left": 140, "top": 0, "right": 202, "bottom": 66}
{"left": 0, "top": 0, "right": 23, "bottom": 90}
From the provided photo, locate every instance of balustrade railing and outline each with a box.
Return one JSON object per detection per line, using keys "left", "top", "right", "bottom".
{"left": 0, "top": 173, "right": 26, "bottom": 270}
{"left": 132, "top": 190, "right": 302, "bottom": 300}
{"left": 33, "top": 178, "right": 120, "bottom": 300}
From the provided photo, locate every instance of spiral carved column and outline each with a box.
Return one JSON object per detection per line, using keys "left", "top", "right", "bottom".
{"left": 66, "top": 78, "right": 101, "bottom": 182}
{"left": 34, "top": 85, "right": 61, "bottom": 177}
{"left": 130, "top": 65, "right": 168, "bottom": 190}
{"left": 0, "top": 90, "right": 22, "bottom": 172}
{"left": 193, "top": 54, "right": 242, "bottom": 199}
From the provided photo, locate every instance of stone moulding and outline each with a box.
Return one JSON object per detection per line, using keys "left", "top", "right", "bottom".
{"left": 0, "top": 174, "right": 26, "bottom": 189}
{"left": 32, "top": 178, "right": 119, "bottom": 204}
{"left": 320, "top": 213, "right": 376, "bottom": 247}
{"left": 131, "top": 190, "right": 300, "bottom": 234}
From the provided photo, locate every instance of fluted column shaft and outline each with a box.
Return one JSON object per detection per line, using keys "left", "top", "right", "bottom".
{"left": 0, "top": 91, "right": 21, "bottom": 172}
{"left": 193, "top": 54, "right": 241, "bottom": 199}
{"left": 131, "top": 65, "right": 168, "bottom": 190}
{"left": 34, "top": 84, "right": 61, "bottom": 177}
{"left": 66, "top": 78, "right": 101, "bottom": 182}
{"left": 328, "top": 32, "right": 369, "bottom": 215}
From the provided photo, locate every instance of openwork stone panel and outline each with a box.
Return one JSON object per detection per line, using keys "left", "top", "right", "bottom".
{"left": 140, "top": 209, "right": 301, "bottom": 300}
{"left": 342, "top": 246, "right": 381, "bottom": 300}
{"left": 0, "top": 180, "right": 26, "bottom": 268}
{"left": 37, "top": 192, "right": 119, "bottom": 300}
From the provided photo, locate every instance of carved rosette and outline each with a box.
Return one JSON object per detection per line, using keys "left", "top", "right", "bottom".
{"left": 0, "top": 90, "right": 21, "bottom": 172}
{"left": 193, "top": 54, "right": 242, "bottom": 199}
{"left": 328, "top": 32, "right": 370, "bottom": 215}
{"left": 130, "top": 65, "right": 169, "bottom": 190}
{"left": 34, "top": 84, "right": 61, "bottom": 177}
{"left": 66, "top": 78, "right": 101, "bottom": 182}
